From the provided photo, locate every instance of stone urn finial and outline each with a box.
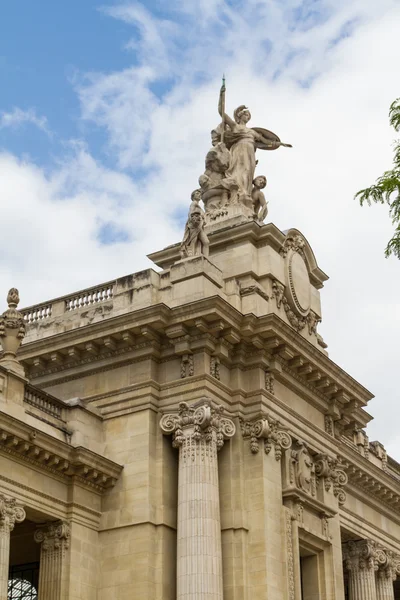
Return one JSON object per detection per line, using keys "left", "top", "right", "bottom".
{"left": 0, "top": 288, "right": 26, "bottom": 375}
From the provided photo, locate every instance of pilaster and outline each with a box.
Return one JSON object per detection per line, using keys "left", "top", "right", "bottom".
{"left": 160, "top": 399, "right": 235, "bottom": 600}
{"left": 343, "top": 540, "right": 378, "bottom": 600}
{"left": 375, "top": 548, "right": 396, "bottom": 600}
{"left": 0, "top": 494, "right": 25, "bottom": 598}
{"left": 241, "top": 414, "right": 292, "bottom": 600}
{"left": 34, "top": 520, "right": 71, "bottom": 600}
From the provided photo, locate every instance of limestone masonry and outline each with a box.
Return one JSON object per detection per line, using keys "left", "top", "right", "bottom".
{"left": 1, "top": 83, "right": 400, "bottom": 600}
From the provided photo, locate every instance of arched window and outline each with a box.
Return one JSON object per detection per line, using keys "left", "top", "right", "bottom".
{"left": 8, "top": 578, "right": 37, "bottom": 599}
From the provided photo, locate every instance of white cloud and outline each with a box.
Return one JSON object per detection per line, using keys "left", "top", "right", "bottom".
{"left": 0, "top": 0, "right": 400, "bottom": 457}
{"left": 0, "top": 107, "right": 50, "bottom": 135}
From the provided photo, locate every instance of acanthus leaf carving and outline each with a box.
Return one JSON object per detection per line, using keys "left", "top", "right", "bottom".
{"left": 160, "top": 399, "right": 235, "bottom": 452}
{"left": 0, "top": 494, "right": 26, "bottom": 532}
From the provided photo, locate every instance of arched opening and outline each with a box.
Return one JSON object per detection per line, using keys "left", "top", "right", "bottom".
{"left": 8, "top": 573, "right": 38, "bottom": 599}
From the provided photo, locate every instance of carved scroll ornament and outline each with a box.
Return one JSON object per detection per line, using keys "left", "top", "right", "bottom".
{"left": 240, "top": 415, "right": 291, "bottom": 460}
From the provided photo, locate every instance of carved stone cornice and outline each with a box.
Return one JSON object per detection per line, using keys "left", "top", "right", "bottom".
{"left": 341, "top": 449, "right": 400, "bottom": 515}
{"left": 34, "top": 520, "right": 70, "bottom": 553}
{"left": 0, "top": 411, "right": 122, "bottom": 492}
{"left": 160, "top": 399, "right": 235, "bottom": 450}
{"left": 0, "top": 493, "right": 25, "bottom": 532}
{"left": 240, "top": 414, "right": 291, "bottom": 460}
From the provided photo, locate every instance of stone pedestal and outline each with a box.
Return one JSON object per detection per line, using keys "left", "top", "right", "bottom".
{"left": 160, "top": 399, "right": 235, "bottom": 600}
{"left": 170, "top": 256, "right": 224, "bottom": 306}
{"left": 34, "top": 521, "right": 70, "bottom": 600}
{"left": 343, "top": 540, "right": 377, "bottom": 600}
{"left": 0, "top": 494, "right": 25, "bottom": 598}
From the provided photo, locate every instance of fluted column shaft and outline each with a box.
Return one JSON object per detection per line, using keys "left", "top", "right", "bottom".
{"left": 375, "top": 548, "right": 397, "bottom": 600}
{"left": 160, "top": 400, "right": 235, "bottom": 600}
{"left": 0, "top": 494, "right": 26, "bottom": 598}
{"left": 376, "top": 570, "right": 395, "bottom": 600}
{"left": 34, "top": 520, "right": 70, "bottom": 600}
{"left": 344, "top": 540, "right": 377, "bottom": 600}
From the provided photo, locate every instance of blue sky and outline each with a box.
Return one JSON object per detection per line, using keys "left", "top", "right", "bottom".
{"left": 1, "top": 0, "right": 400, "bottom": 455}
{"left": 0, "top": 1, "right": 133, "bottom": 166}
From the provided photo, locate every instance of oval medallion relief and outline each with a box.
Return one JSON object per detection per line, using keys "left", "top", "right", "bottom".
{"left": 286, "top": 251, "right": 311, "bottom": 316}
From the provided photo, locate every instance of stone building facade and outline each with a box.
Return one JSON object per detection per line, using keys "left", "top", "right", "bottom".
{"left": 1, "top": 214, "right": 400, "bottom": 600}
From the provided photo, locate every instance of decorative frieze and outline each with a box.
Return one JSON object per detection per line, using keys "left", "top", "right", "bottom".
{"left": 240, "top": 415, "right": 291, "bottom": 460}
{"left": 0, "top": 494, "right": 25, "bottom": 598}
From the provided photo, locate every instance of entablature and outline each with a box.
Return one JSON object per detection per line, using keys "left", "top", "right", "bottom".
{"left": 17, "top": 298, "right": 373, "bottom": 433}
{"left": 0, "top": 410, "right": 123, "bottom": 493}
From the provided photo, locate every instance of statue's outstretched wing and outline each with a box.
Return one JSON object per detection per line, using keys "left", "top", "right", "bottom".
{"left": 252, "top": 127, "right": 281, "bottom": 150}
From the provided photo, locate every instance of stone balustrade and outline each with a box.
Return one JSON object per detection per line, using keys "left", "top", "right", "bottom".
{"left": 24, "top": 384, "right": 66, "bottom": 421}
{"left": 21, "top": 302, "right": 53, "bottom": 323}
{"left": 64, "top": 282, "right": 114, "bottom": 311}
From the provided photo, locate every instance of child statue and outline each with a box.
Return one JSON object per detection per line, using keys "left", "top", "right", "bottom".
{"left": 251, "top": 175, "right": 268, "bottom": 222}
{"left": 180, "top": 192, "right": 210, "bottom": 259}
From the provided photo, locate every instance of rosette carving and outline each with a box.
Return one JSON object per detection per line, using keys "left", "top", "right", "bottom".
{"left": 160, "top": 399, "right": 235, "bottom": 450}
{"left": 0, "top": 494, "right": 26, "bottom": 532}
{"left": 240, "top": 415, "right": 291, "bottom": 460}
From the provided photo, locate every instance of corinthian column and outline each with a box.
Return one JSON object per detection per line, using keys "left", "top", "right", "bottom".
{"left": 375, "top": 548, "right": 396, "bottom": 600}
{"left": 34, "top": 520, "right": 70, "bottom": 600}
{"left": 0, "top": 494, "right": 26, "bottom": 598}
{"left": 160, "top": 399, "right": 235, "bottom": 600}
{"left": 343, "top": 540, "right": 378, "bottom": 600}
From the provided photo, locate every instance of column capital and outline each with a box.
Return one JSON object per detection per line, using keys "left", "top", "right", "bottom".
{"left": 343, "top": 539, "right": 378, "bottom": 572}
{"left": 0, "top": 493, "right": 25, "bottom": 532}
{"left": 240, "top": 414, "right": 291, "bottom": 460}
{"left": 160, "top": 398, "right": 235, "bottom": 450}
{"left": 34, "top": 520, "right": 70, "bottom": 553}
{"left": 375, "top": 547, "right": 398, "bottom": 581}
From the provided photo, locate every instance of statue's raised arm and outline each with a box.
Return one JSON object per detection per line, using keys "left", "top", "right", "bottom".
{"left": 213, "top": 81, "right": 292, "bottom": 205}
{"left": 218, "top": 83, "right": 236, "bottom": 131}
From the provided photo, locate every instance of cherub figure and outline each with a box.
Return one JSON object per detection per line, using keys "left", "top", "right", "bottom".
{"left": 251, "top": 175, "right": 268, "bottom": 221}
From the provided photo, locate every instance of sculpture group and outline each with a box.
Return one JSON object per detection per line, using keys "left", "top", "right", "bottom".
{"left": 180, "top": 80, "right": 292, "bottom": 259}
